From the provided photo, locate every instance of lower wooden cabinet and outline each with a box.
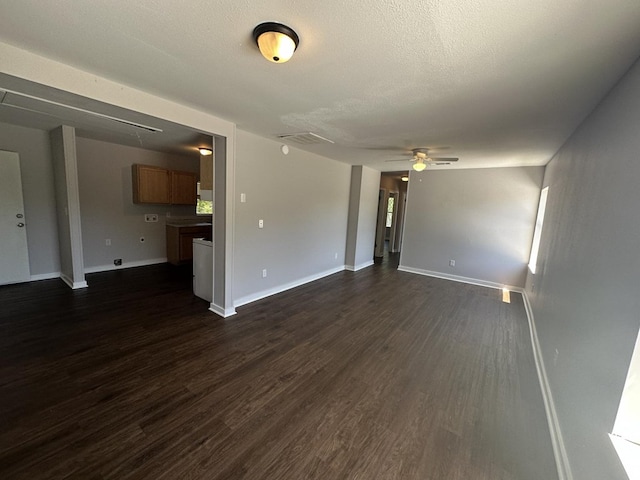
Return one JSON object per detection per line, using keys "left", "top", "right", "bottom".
{"left": 166, "top": 224, "right": 211, "bottom": 265}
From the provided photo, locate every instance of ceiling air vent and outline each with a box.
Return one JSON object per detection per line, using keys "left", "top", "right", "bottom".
{"left": 276, "top": 132, "right": 334, "bottom": 145}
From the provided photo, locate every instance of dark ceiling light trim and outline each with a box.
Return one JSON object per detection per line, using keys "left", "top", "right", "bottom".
{"left": 252, "top": 22, "right": 299, "bottom": 63}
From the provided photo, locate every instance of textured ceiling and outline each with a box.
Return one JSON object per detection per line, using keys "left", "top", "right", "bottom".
{"left": 1, "top": 0, "right": 640, "bottom": 170}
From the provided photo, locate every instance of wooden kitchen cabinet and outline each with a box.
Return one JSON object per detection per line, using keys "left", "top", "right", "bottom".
{"left": 170, "top": 170, "right": 198, "bottom": 205}
{"left": 132, "top": 164, "right": 171, "bottom": 204}
{"left": 166, "top": 224, "right": 211, "bottom": 265}
{"left": 132, "top": 164, "right": 197, "bottom": 205}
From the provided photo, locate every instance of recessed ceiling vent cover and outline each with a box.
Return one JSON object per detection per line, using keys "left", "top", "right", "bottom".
{"left": 276, "top": 132, "right": 335, "bottom": 145}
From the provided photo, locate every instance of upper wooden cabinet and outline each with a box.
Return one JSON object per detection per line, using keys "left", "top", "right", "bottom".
{"left": 132, "top": 164, "right": 171, "bottom": 204}
{"left": 199, "top": 155, "right": 213, "bottom": 191}
{"left": 171, "top": 170, "right": 198, "bottom": 205}
{"left": 132, "top": 164, "right": 197, "bottom": 205}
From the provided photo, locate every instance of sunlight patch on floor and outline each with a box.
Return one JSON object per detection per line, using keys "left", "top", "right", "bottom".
{"left": 502, "top": 288, "right": 511, "bottom": 303}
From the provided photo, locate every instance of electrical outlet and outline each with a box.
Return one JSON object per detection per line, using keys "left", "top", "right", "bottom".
{"left": 334, "top": 252, "right": 338, "bottom": 260}
{"left": 259, "top": 219, "right": 264, "bottom": 229}
{"left": 144, "top": 214, "right": 158, "bottom": 222}
{"left": 449, "top": 259, "right": 456, "bottom": 267}
{"left": 105, "top": 239, "right": 111, "bottom": 246}
{"left": 262, "top": 269, "right": 267, "bottom": 278}
{"left": 114, "top": 259, "right": 122, "bottom": 266}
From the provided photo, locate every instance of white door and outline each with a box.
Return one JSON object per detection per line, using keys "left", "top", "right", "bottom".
{"left": 0, "top": 150, "right": 30, "bottom": 285}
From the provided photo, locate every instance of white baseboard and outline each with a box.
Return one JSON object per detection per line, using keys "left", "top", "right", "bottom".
{"left": 209, "top": 303, "right": 237, "bottom": 318}
{"left": 346, "top": 260, "right": 374, "bottom": 272}
{"left": 234, "top": 265, "right": 346, "bottom": 308}
{"left": 84, "top": 257, "right": 167, "bottom": 274}
{"left": 397, "top": 265, "right": 520, "bottom": 292}
{"left": 30, "top": 272, "right": 61, "bottom": 282}
{"left": 520, "top": 291, "right": 573, "bottom": 480}
{"left": 60, "top": 273, "right": 88, "bottom": 289}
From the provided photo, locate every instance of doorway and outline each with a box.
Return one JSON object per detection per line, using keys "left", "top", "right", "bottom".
{"left": 0, "top": 150, "right": 30, "bottom": 285}
{"left": 374, "top": 172, "right": 408, "bottom": 264}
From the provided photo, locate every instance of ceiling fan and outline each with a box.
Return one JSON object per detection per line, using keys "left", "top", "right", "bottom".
{"left": 386, "top": 148, "right": 458, "bottom": 171}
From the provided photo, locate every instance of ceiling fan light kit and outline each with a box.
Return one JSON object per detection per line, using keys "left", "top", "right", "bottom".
{"left": 253, "top": 22, "right": 299, "bottom": 63}
{"left": 413, "top": 158, "right": 427, "bottom": 171}
{"left": 385, "top": 147, "right": 459, "bottom": 171}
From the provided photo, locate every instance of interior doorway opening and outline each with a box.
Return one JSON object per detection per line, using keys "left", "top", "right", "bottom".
{"left": 374, "top": 172, "right": 408, "bottom": 265}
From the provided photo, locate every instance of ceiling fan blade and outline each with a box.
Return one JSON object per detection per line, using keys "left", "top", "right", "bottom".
{"left": 384, "top": 158, "right": 414, "bottom": 162}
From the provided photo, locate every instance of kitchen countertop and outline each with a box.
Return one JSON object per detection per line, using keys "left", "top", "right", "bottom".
{"left": 166, "top": 222, "right": 212, "bottom": 227}
{"left": 193, "top": 238, "right": 213, "bottom": 246}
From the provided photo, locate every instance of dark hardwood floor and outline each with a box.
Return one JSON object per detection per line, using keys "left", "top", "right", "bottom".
{"left": 0, "top": 258, "right": 558, "bottom": 479}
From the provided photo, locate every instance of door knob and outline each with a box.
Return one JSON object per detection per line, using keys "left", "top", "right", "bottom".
{"left": 16, "top": 213, "right": 24, "bottom": 218}
{"left": 17, "top": 223, "right": 25, "bottom": 227}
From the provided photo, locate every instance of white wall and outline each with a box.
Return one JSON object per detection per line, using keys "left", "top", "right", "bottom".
{"left": 233, "top": 130, "right": 351, "bottom": 306}
{"left": 400, "top": 167, "right": 544, "bottom": 288}
{"left": 345, "top": 165, "right": 380, "bottom": 270}
{"left": 0, "top": 122, "right": 60, "bottom": 277}
{"left": 75, "top": 137, "right": 199, "bottom": 271}
{"left": 525, "top": 58, "right": 640, "bottom": 480}
{"left": 50, "top": 126, "right": 86, "bottom": 288}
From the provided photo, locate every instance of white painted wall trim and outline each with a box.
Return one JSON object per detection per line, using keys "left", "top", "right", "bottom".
{"left": 234, "top": 266, "right": 346, "bottom": 308}
{"left": 346, "top": 260, "right": 374, "bottom": 272}
{"left": 83, "top": 257, "right": 167, "bottom": 274}
{"left": 30, "top": 272, "right": 61, "bottom": 282}
{"left": 60, "top": 273, "right": 87, "bottom": 289}
{"left": 397, "top": 265, "right": 521, "bottom": 292}
{"left": 520, "top": 290, "right": 573, "bottom": 480}
{"left": 209, "top": 303, "right": 237, "bottom": 318}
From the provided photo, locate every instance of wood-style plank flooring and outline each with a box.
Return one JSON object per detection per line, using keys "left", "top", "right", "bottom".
{"left": 0, "top": 256, "right": 558, "bottom": 479}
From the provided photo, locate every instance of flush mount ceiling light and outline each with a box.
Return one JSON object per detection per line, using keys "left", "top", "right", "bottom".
{"left": 199, "top": 148, "right": 213, "bottom": 156}
{"left": 253, "top": 22, "right": 299, "bottom": 63}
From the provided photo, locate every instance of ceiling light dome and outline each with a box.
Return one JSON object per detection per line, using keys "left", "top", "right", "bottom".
{"left": 253, "top": 22, "right": 299, "bottom": 63}
{"left": 413, "top": 158, "right": 427, "bottom": 172}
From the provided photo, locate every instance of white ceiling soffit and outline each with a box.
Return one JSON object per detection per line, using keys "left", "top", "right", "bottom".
{"left": 0, "top": 0, "right": 639, "bottom": 171}
{"left": 0, "top": 75, "right": 212, "bottom": 157}
{"left": 0, "top": 89, "right": 163, "bottom": 133}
